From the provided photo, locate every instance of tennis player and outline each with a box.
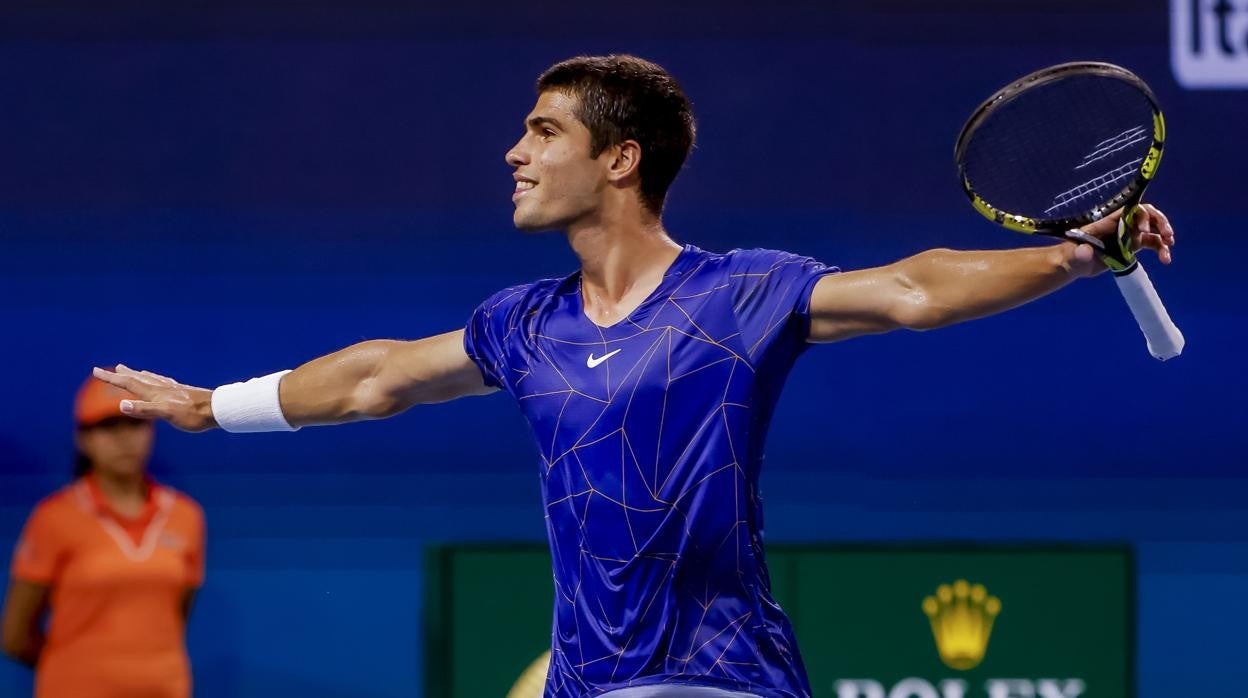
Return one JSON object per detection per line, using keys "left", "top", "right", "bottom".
{"left": 92, "top": 55, "right": 1175, "bottom": 698}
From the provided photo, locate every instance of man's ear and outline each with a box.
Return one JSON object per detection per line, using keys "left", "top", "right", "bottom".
{"left": 606, "top": 139, "right": 642, "bottom": 185}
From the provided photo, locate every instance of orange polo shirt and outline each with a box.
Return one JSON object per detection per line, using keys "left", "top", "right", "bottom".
{"left": 10, "top": 476, "right": 204, "bottom": 698}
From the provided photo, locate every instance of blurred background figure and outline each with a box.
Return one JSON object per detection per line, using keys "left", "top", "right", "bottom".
{"left": 1, "top": 376, "right": 204, "bottom": 698}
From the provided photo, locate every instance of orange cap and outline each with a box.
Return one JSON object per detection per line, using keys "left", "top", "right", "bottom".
{"left": 74, "top": 375, "right": 137, "bottom": 427}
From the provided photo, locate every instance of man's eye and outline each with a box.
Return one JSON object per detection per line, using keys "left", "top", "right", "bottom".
{"left": 542, "top": 129, "right": 556, "bottom": 139}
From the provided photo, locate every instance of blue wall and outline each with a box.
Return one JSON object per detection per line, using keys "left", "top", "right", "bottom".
{"left": 1, "top": 1, "right": 1244, "bottom": 696}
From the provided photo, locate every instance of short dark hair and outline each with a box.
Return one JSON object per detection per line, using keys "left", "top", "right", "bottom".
{"left": 537, "top": 55, "right": 696, "bottom": 214}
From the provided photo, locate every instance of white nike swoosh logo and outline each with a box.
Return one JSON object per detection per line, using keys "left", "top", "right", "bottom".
{"left": 586, "top": 349, "right": 622, "bottom": 368}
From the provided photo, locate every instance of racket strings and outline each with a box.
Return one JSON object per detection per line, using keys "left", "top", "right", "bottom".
{"left": 1075, "top": 126, "right": 1150, "bottom": 170}
{"left": 960, "top": 75, "right": 1155, "bottom": 222}
{"left": 1045, "top": 158, "right": 1143, "bottom": 215}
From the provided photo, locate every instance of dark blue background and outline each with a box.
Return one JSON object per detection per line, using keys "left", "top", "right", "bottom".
{"left": 1, "top": 1, "right": 1244, "bottom": 695}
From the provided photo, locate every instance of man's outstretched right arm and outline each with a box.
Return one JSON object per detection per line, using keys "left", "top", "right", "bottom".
{"left": 92, "top": 330, "right": 494, "bottom": 433}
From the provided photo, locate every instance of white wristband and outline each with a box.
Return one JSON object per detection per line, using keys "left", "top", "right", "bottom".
{"left": 211, "top": 370, "right": 299, "bottom": 433}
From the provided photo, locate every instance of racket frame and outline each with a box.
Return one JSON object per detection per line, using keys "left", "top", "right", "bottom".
{"left": 954, "top": 61, "right": 1166, "bottom": 247}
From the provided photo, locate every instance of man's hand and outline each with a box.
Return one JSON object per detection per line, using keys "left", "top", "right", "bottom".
{"left": 91, "top": 365, "right": 217, "bottom": 432}
{"left": 1069, "top": 203, "right": 1176, "bottom": 275}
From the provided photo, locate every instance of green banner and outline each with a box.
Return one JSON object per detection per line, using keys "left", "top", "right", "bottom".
{"left": 424, "top": 545, "right": 1132, "bottom": 698}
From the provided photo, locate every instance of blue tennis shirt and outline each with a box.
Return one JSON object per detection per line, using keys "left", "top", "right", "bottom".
{"left": 464, "top": 244, "right": 836, "bottom": 698}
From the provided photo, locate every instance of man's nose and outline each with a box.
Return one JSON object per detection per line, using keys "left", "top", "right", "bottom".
{"left": 505, "top": 139, "right": 529, "bottom": 167}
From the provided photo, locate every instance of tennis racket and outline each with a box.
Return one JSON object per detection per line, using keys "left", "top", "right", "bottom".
{"left": 955, "top": 62, "right": 1184, "bottom": 360}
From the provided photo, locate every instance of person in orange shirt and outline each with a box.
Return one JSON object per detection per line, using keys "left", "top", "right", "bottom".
{"left": 1, "top": 376, "right": 205, "bottom": 698}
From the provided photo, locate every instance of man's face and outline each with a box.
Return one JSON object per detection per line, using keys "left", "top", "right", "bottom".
{"left": 506, "top": 90, "right": 610, "bottom": 232}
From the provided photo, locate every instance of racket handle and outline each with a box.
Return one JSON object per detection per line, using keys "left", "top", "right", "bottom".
{"left": 1113, "top": 263, "right": 1185, "bottom": 360}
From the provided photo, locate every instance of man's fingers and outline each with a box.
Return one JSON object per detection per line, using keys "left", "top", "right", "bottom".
{"left": 93, "top": 366, "right": 142, "bottom": 392}
{"left": 139, "top": 370, "right": 176, "bottom": 386}
{"left": 114, "top": 365, "right": 179, "bottom": 387}
{"left": 1131, "top": 207, "right": 1152, "bottom": 238}
{"left": 92, "top": 366, "right": 119, "bottom": 383}
{"left": 1144, "top": 204, "right": 1175, "bottom": 246}
{"left": 93, "top": 365, "right": 170, "bottom": 397}
{"left": 119, "top": 400, "right": 164, "bottom": 420}
{"left": 103, "top": 364, "right": 177, "bottom": 384}
{"left": 1126, "top": 205, "right": 1177, "bottom": 268}
{"left": 1133, "top": 229, "right": 1173, "bottom": 262}
{"left": 103, "top": 364, "right": 148, "bottom": 387}
{"left": 1136, "top": 231, "right": 1166, "bottom": 250}
{"left": 1134, "top": 229, "right": 1173, "bottom": 264}
{"left": 93, "top": 366, "right": 202, "bottom": 426}
{"left": 1137, "top": 204, "right": 1174, "bottom": 244}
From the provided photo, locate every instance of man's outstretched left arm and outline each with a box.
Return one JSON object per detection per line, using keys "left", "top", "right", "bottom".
{"left": 807, "top": 204, "right": 1175, "bottom": 344}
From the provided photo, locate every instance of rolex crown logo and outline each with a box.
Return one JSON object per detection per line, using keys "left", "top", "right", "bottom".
{"left": 922, "top": 579, "right": 1001, "bottom": 671}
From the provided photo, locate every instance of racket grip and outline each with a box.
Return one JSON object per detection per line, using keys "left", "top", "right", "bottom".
{"left": 1112, "top": 263, "right": 1185, "bottom": 360}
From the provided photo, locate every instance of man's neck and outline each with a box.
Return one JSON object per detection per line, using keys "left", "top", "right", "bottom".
{"left": 567, "top": 214, "right": 683, "bottom": 329}
{"left": 567, "top": 215, "right": 682, "bottom": 304}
